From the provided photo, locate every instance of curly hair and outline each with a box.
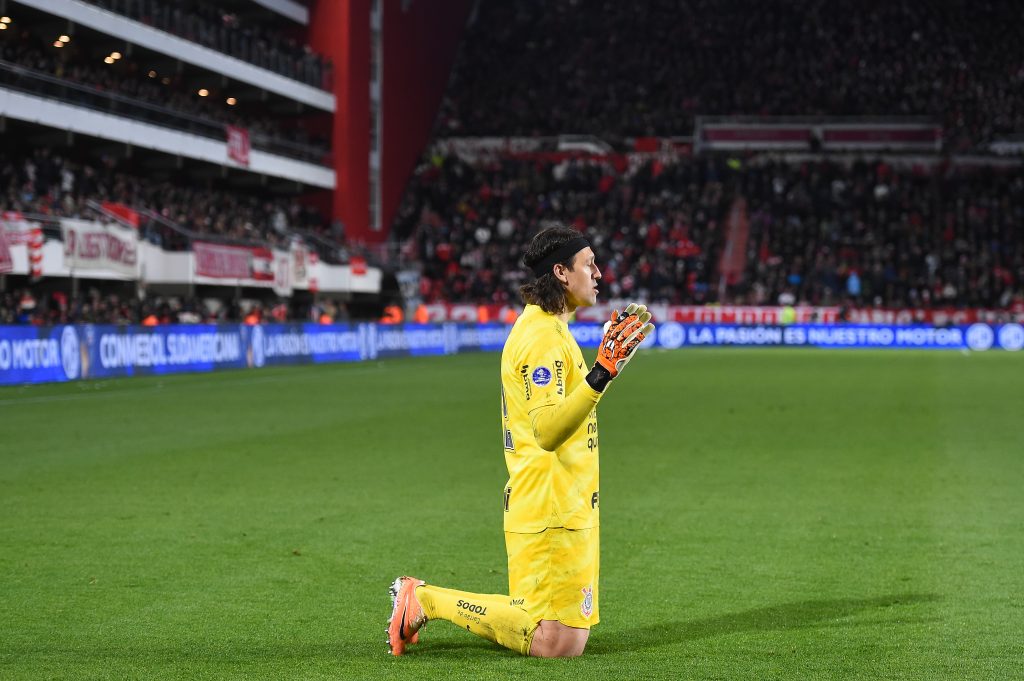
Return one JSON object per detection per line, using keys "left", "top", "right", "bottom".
{"left": 519, "top": 225, "right": 584, "bottom": 314}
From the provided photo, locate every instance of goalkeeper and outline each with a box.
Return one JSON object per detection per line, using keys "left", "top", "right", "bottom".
{"left": 387, "top": 225, "right": 654, "bottom": 658}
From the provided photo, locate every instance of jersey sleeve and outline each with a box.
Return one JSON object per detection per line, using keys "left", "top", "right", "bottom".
{"left": 516, "top": 330, "right": 602, "bottom": 452}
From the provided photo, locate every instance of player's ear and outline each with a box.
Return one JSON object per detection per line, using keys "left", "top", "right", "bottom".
{"left": 552, "top": 263, "right": 569, "bottom": 285}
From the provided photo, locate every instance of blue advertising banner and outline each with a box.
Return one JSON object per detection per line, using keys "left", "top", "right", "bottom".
{"left": 1, "top": 322, "right": 1021, "bottom": 386}
{"left": 626, "top": 322, "right": 1024, "bottom": 352}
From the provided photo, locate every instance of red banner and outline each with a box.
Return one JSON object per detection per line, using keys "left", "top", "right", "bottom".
{"left": 699, "top": 121, "right": 942, "bottom": 152}
{"left": 415, "top": 303, "right": 1023, "bottom": 325}
{"left": 194, "top": 241, "right": 252, "bottom": 279}
{"left": 226, "top": 125, "right": 251, "bottom": 166}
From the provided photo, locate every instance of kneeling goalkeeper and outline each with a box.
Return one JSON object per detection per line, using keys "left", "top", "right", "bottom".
{"left": 387, "top": 225, "right": 654, "bottom": 658}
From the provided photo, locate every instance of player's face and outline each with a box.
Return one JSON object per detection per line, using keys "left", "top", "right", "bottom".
{"left": 564, "top": 247, "right": 602, "bottom": 309}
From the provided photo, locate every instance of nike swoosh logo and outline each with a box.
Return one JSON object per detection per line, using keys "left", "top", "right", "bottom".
{"left": 577, "top": 362, "right": 584, "bottom": 369}
{"left": 399, "top": 603, "right": 408, "bottom": 639}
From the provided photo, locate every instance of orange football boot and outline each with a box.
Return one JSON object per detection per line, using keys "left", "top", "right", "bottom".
{"left": 386, "top": 576, "right": 426, "bottom": 655}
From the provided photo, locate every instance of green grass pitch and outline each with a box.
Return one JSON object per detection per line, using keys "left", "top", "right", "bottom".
{"left": 1, "top": 349, "right": 1022, "bottom": 680}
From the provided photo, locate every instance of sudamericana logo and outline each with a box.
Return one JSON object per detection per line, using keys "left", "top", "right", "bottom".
{"left": 60, "top": 326, "right": 80, "bottom": 380}
{"left": 251, "top": 325, "right": 265, "bottom": 367}
{"left": 531, "top": 366, "right": 552, "bottom": 386}
{"left": 998, "top": 323, "right": 1024, "bottom": 351}
{"left": 965, "top": 324, "right": 994, "bottom": 351}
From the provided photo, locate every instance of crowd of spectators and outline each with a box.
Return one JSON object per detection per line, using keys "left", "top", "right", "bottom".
{"left": 393, "top": 153, "right": 728, "bottom": 306}
{"left": 0, "top": 30, "right": 328, "bottom": 162}
{"left": 738, "top": 159, "right": 1024, "bottom": 309}
{"left": 85, "top": 0, "right": 330, "bottom": 89}
{"left": 394, "top": 152, "right": 1024, "bottom": 310}
{"left": 0, "top": 288, "right": 352, "bottom": 325}
{"left": 1, "top": 148, "right": 330, "bottom": 247}
{"left": 438, "top": 0, "right": 1024, "bottom": 149}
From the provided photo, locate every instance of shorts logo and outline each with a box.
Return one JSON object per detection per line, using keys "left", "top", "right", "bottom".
{"left": 581, "top": 586, "right": 593, "bottom": 618}
{"left": 531, "top": 366, "right": 552, "bottom": 386}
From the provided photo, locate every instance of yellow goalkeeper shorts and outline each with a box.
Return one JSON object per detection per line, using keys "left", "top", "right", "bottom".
{"left": 505, "top": 527, "right": 599, "bottom": 629}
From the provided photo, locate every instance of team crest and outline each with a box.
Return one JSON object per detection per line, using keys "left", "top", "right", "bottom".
{"left": 531, "top": 366, "right": 552, "bottom": 386}
{"left": 580, "top": 586, "right": 593, "bottom": 618}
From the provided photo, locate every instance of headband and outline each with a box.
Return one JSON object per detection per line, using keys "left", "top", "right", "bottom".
{"left": 529, "top": 236, "right": 591, "bottom": 278}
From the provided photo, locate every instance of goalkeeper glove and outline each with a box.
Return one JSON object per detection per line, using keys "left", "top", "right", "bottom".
{"left": 586, "top": 303, "right": 655, "bottom": 391}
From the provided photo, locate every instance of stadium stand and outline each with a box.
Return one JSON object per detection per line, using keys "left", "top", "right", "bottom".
{"left": 438, "top": 0, "right": 1024, "bottom": 149}
{"left": 0, "top": 28, "right": 328, "bottom": 163}
{"left": 393, "top": 154, "right": 726, "bottom": 306}
{"left": 395, "top": 153, "right": 1024, "bottom": 310}
{"left": 84, "top": 0, "right": 330, "bottom": 89}
{"left": 1, "top": 148, "right": 330, "bottom": 248}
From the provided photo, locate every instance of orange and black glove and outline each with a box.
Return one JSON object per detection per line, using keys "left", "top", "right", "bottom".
{"left": 586, "top": 303, "right": 655, "bottom": 392}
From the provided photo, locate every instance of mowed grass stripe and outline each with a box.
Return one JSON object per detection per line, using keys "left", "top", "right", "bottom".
{"left": 1, "top": 350, "right": 1021, "bottom": 679}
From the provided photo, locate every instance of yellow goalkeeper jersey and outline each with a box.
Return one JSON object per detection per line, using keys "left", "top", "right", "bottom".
{"left": 500, "top": 305, "right": 601, "bottom": 532}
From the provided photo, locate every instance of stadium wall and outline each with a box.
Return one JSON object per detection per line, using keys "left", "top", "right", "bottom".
{"left": 380, "top": 0, "right": 473, "bottom": 233}
{"left": 2, "top": 322, "right": 1021, "bottom": 386}
{"left": 308, "top": 0, "right": 471, "bottom": 242}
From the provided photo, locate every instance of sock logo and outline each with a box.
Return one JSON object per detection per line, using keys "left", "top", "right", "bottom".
{"left": 580, "top": 586, "right": 593, "bottom": 618}
{"left": 457, "top": 599, "right": 488, "bottom": 616}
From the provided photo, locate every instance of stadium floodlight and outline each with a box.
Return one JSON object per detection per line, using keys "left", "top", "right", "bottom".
{"left": 0, "top": 24, "right": 7, "bottom": 30}
{"left": 58, "top": 34, "right": 71, "bottom": 43}
{"left": 198, "top": 88, "right": 209, "bottom": 97}
{"left": 53, "top": 40, "right": 63, "bottom": 47}
{"left": 0, "top": 16, "right": 11, "bottom": 24}
{"left": 161, "top": 77, "right": 170, "bottom": 84}
{"left": 103, "top": 56, "right": 114, "bottom": 64}
{"left": 226, "top": 97, "right": 237, "bottom": 106}
{"left": 148, "top": 70, "right": 157, "bottom": 78}
{"left": 111, "top": 52, "right": 122, "bottom": 60}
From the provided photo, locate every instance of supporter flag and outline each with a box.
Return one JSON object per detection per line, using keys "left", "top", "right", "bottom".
{"left": 61, "top": 219, "right": 139, "bottom": 278}
{"left": 251, "top": 247, "right": 275, "bottom": 281}
{"left": 351, "top": 256, "right": 368, "bottom": 276}
{"left": 226, "top": 125, "right": 251, "bottom": 166}
{"left": 0, "top": 226, "right": 12, "bottom": 274}
{"left": 193, "top": 241, "right": 252, "bottom": 279}
{"left": 272, "top": 249, "right": 292, "bottom": 297}
{"left": 101, "top": 202, "right": 141, "bottom": 228}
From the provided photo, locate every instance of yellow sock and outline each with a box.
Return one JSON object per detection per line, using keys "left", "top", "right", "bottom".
{"left": 416, "top": 585, "right": 538, "bottom": 655}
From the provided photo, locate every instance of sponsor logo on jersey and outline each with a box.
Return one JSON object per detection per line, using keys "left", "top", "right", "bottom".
{"left": 531, "top": 366, "right": 552, "bottom": 387}
{"left": 457, "top": 599, "right": 489, "bottom": 615}
{"left": 581, "top": 586, "right": 593, "bottom": 618}
{"left": 520, "top": 364, "right": 532, "bottom": 400}
{"left": 510, "top": 598, "right": 525, "bottom": 607}
{"left": 554, "top": 360, "right": 564, "bottom": 395}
